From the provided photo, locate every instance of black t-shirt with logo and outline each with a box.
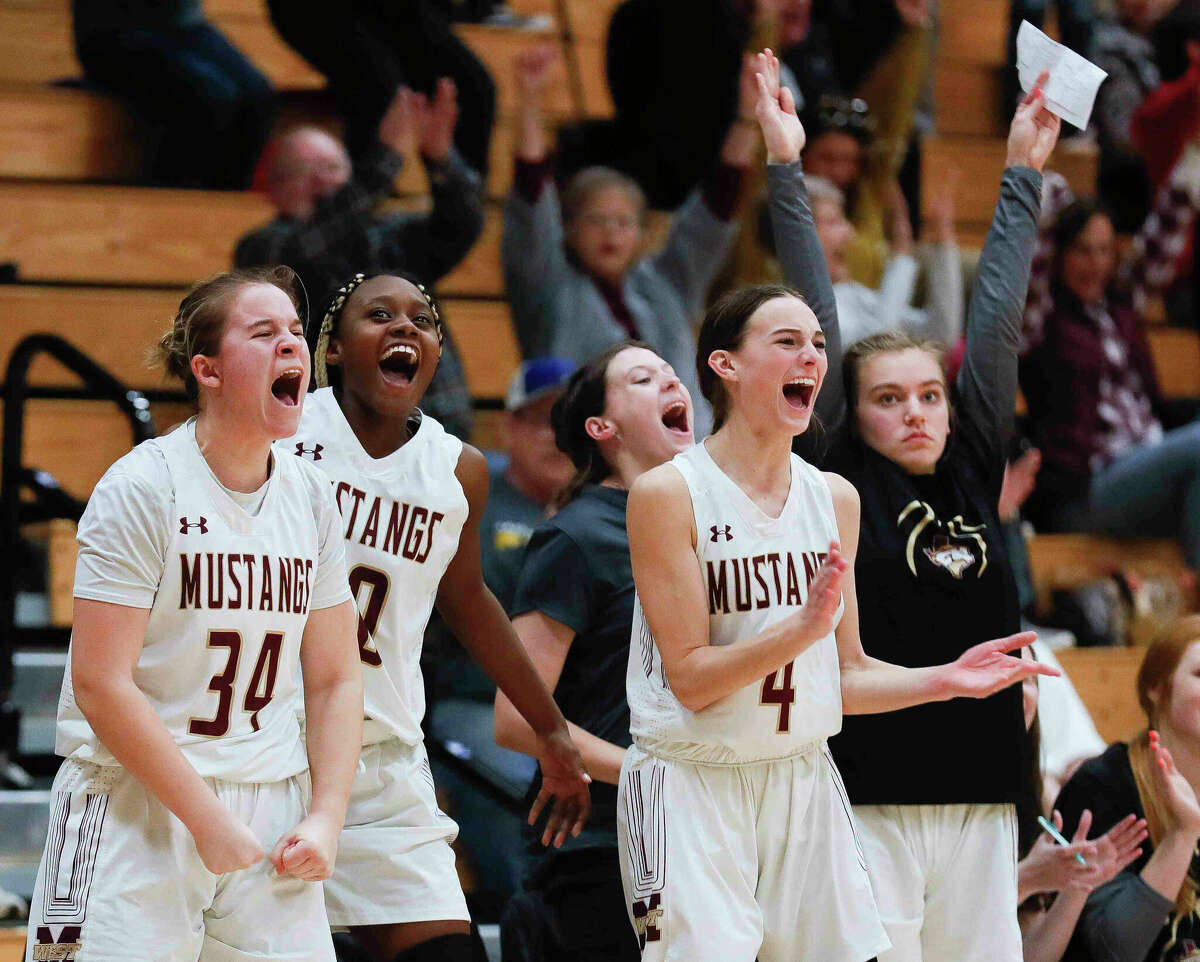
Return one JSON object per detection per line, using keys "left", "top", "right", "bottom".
{"left": 510, "top": 484, "right": 635, "bottom": 865}
{"left": 828, "top": 414, "right": 1027, "bottom": 805}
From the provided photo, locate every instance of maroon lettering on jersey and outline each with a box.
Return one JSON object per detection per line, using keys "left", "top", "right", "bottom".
{"left": 33, "top": 924, "right": 83, "bottom": 961}
{"left": 180, "top": 553, "right": 202, "bottom": 609}
{"left": 707, "top": 560, "right": 729, "bottom": 614}
{"left": 382, "top": 500, "right": 410, "bottom": 555}
{"left": 278, "top": 558, "right": 292, "bottom": 613}
{"left": 206, "top": 553, "right": 224, "bottom": 609}
{"left": 227, "top": 553, "right": 243, "bottom": 609}
{"left": 359, "top": 496, "right": 381, "bottom": 548}
{"left": 414, "top": 511, "right": 446, "bottom": 563}
{"left": 344, "top": 487, "right": 368, "bottom": 539}
{"left": 258, "top": 554, "right": 274, "bottom": 611}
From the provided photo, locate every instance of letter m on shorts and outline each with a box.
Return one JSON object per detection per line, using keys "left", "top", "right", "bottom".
{"left": 631, "top": 893, "right": 663, "bottom": 949}
{"left": 33, "top": 925, "right": 83, "bottom": 961}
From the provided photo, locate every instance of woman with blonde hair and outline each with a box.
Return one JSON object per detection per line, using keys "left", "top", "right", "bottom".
{"left": 1055, "top": 614, "right": 1200, "bottom": 961}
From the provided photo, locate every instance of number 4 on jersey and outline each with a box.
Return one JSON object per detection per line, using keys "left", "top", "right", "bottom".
{"left": 761, "top": 663, "right": 797, "bottom": 733}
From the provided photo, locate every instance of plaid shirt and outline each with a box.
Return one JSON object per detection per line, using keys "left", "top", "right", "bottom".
{"left": 1022, "top": 146, "right": 1200, "bottom": 350}
{"left": 235, "top": 144, "right": 483, "bottom": 439}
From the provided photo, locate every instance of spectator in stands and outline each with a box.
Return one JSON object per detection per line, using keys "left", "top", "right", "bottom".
{"left": 502, "top": 45, "right": 756, "bottom": 437}
{"left": 1055, "top": 615, "right": 1200, "bottom": 961}
{"left": 1015, "top": 656, "right": 1147, "bottom": 962}
{"left": 800, "top": 2, "right": 934, "bottom": 287}
{"left": 264, "top": 0, "right": 495, "bottom": 178}
{"left": 803, "top": 171, "right": 963, "bottom": 346}
{"left": 1091, "top": 0, "right": 1172, "bottom": 231}
{"left": 1019, "top": 156, "right": 1200, "bottom": 569}
{"left": 235, "top": 83, "right": 481, "bottom": 439}
{"left": 71, "top": 0, "right": 273, "bottom": 190}
{"left": 494, "top": 341, "right": 694, "bottom": 962}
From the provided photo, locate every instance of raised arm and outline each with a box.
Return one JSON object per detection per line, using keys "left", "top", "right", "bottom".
{"left": 628, "top": 463, "right": 846, "bottom": 713}
{"left": 437, "top": 444, "right": 591, "bottom": 846}
{"left": 955, "top": 81, "right": 1057, "bottom": 456}
{"left": 756, "top": 50, "right": 847, "bottom": 452}
{"left": 234, "top": 89, "right": 415, "bottom": 271}
{"left": 386, "top": 78, "right": 485, "bottom": 285}
{"left": 501, "top": 44, "right": 572, "bottom": 355}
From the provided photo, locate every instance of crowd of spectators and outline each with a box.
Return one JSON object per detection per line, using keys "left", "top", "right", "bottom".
{"left": 56, "top": 0, "right": 1200, "bottom": 956}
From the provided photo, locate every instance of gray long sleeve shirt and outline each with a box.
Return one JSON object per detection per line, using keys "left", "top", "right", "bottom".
{"left": 502, "top": 179, "right": 738, "bottom": 438}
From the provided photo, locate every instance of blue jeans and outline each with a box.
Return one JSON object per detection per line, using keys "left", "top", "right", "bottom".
{"left": 75, "top": 22, "right": 274, "bottom": 189}
{"left": 1055, "top": 421, "right": 1200, "bottom": 568}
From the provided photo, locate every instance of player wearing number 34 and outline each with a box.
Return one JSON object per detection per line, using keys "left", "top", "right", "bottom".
{"left": 25, "top": 267, "right": 364, "bottom": 962}
{"left": 284, "top": 272, "right": 590, "bottom": 962}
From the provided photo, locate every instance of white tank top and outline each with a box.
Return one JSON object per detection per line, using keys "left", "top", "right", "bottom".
{"left": 286, "top": 387, "right": 469, "bottom": 745}
{"left": 57, "top": 424, "right": 345, "bottom": 782}
{"left": 627, "top": 442, "right": 844, "bottom": 764}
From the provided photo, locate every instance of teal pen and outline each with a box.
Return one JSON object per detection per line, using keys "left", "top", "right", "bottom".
{"left": 1038, "top": 815, "right": 1088, "bottom": 866}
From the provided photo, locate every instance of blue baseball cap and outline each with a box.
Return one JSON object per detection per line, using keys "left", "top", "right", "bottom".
{"left": 505, "top": 357, "right": 576, "bottom": 411}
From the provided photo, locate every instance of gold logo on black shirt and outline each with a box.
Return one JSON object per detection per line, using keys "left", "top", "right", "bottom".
{"left": 898, "top": 500, "right": 988, "bottom": 579}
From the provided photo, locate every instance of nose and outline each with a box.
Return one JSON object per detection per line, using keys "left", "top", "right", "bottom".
{"left": 278, "top": 330, "right": 300, "bottom": 356}
{"left": 903, "top": 400, "right": 924, "bottom": 424}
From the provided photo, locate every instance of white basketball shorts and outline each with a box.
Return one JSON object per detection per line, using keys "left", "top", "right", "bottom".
{"left": 26, "top": 758, "right": 334, "bottom": 962}
{"left": 853, "top": 802, "right": 1021, "bottom": 962}
{"left": 323, "top": 737, "right": 469, "bottom": 927}
{"left": 617, "top": 741, "right": 890, "bottom": 962}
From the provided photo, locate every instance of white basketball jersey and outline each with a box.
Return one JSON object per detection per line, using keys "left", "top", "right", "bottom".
{"left": 57, "top": 424, "right": 345, "bottom": 783}
{"left": 627, "top": 442, "right": 845, "bottom": 764}
{"left": 287, "top": 387, "right": 469, "bottom": 745}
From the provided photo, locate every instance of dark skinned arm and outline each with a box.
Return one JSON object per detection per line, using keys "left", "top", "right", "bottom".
{"left": 435, "top": 444, "right": 591, "bottom": 846}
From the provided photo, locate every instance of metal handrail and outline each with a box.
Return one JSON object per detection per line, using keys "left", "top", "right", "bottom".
{"left": 0, "top": 334, "right": 157, "bottom": 725}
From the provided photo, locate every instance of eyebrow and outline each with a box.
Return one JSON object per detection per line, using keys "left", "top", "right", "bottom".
{"left": 870, "top": 380, "right": 944, "bottom": 391}
{"left": 771, "top": 327, "right": 825, "bottom": 338}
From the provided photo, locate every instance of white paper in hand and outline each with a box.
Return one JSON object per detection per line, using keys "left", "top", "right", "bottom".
{"left": 1016, "top": 20, "right": 1107, "bottom": 129}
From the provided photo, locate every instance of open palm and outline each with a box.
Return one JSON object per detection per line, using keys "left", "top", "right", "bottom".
{"left": 939, "top": 631, "right": 1058, "bottom": 699}
{"left": 753, "top": 49, "right": 805, "bottom": 164}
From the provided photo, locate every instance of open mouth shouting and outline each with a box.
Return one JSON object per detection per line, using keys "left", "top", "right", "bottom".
{"left": 379, "top": 342, "right": 420, "bottom": 389}
{"left": 782, "top": 376, "right": 816, "bottom": 412}
{"left": 271, "top": 367, "right": 304, "bottom": 407}
{"left": 661, "top": 398, "right": 691, "bottom": 436}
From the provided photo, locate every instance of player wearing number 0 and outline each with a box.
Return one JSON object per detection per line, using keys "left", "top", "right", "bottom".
{"left": 289, "top": 272, "right": 591, "bottom": 962}
{"left": 616, "top": 57, "right": 1061, "bottom": 962}
{"left": 25, "top": 267, "right": 363, "bottom": 962}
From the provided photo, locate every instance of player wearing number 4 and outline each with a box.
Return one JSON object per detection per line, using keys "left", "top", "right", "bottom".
{"left": 616, "top": 56, "right": 1061, "bottom": 962}
{"left": 26, "top": 267, "right": 364, "bottom": 962}
{"left": 288, "top": 272, "right": 591, "bottom": 962}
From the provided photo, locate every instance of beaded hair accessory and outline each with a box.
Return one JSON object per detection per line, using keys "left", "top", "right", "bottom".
{"left": 313, "top": 274, "right": 444, "bottom": 389}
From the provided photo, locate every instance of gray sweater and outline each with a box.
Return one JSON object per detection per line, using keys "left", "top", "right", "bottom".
{"left": 502, "top": 181, "right": 737, "bottom": 437}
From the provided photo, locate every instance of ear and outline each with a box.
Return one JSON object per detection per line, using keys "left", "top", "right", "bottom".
{"left": 191, "top": 353, "right": 221, "bottom": 393}
{"left": 584, "top": 415, "right": 618, "bottom": 443}
{"left": 324, "top": 336, "right": 343, "bottom": 367}
{"left": 708, "top": 349, "right": 737, "bottom": 384}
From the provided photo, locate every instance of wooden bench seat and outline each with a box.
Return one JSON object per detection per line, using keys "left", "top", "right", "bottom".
{"left": 1054, "top": 646, "right": 1144, "bottom": 745}
{"left": 1147, "top": 326, "right": 1200, "bottom": 399}
{"left": 0, "top": 285, "right": 521, "bottom": 400}
{"left": 1027, "top": 533, "right": 1187, "bottom": 620}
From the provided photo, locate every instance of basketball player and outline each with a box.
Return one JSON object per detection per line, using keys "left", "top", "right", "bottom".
{"left": 494, "top": 341, "right": 694, "bottom": 962}
{"left": 615, "top": 57, "right": 1060, "bottom": 962}
{"left": 763, "top": 48, "right": 1063, "bottom": 960}
{"left": 25, "top": 266, "right": 364, "bottom": 962}
{"left": 289, "top": 272, "right": 590, "bottom": 962}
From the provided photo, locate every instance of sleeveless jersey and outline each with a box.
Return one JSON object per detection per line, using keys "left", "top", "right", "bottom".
{"left": 627, "top": 442, "right": 845, "bottom": 764}
{"left": 57, "top": 422, "right": 348, "bottom": 783}
{"left": 288, "top": 387, "right": 469, "bottom": 746}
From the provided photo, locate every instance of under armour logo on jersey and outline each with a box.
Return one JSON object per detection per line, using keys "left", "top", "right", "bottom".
{"left": 710, "top": 524, "right": 733, "bottom": 542}
{"left": 632, "top": 894, "right": 663, "bottom": 949}
{"left": 294, "top": 442, "right": 323, "bottom": 461}
{"left": 179, "top": 517, "right": 208, "bottom": 534}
